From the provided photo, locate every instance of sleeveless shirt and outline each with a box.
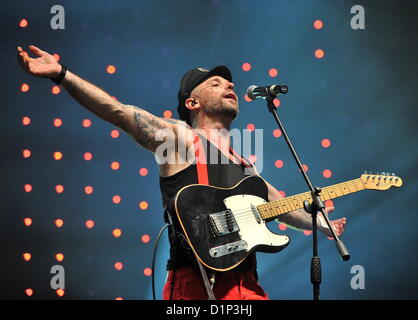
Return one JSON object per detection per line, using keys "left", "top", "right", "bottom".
{"left": 159, "top": 133, "right": 257, "bottom": 273}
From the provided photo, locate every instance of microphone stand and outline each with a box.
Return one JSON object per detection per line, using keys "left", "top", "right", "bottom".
{"left": 263, "top": 90, "right": 350, "bottom": 300}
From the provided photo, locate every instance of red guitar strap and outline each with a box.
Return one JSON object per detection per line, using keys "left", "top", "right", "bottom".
{"left": 229, "top": 147, "right": 254, "bottom": 169}
{"left": 192, "top": 130, "right": 253, "bottom": 185}
{"left": 192, "top": 130, "right": 209, "bottom": 185}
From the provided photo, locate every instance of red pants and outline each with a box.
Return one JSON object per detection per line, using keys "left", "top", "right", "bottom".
{"left": 162, "top": 266, "right": 269, "bottom": 300}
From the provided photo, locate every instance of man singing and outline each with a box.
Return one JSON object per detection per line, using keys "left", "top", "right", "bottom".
{"left": 17, "top": 45, "right": 346, "bottom": 300}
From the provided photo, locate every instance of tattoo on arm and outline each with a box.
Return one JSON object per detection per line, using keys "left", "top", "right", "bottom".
{"left": 119, "top": 104, "right": 169, "bottom": 152}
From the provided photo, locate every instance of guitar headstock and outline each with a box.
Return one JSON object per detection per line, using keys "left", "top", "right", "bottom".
{"left": 360, "top": 172, "right": 403, "bottom": 190}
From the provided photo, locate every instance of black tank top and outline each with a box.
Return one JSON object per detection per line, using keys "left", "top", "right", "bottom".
{"left": 159, "top": 133, "right": 257, "bottom": 272}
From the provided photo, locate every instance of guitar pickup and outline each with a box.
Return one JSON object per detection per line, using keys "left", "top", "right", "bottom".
{"left": 208, "top": 209, "right": 240, "bottom": 237}
{"left": 209, "top": 240, "right": 248, "bottom": 258}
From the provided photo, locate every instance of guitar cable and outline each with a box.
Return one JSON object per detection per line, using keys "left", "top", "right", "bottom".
{"left": 151, "top": 223, "right": 170, "bottom": 300}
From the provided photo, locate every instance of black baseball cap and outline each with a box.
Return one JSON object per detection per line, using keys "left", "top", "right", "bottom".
{"left": 177, "top": 65, "right": 232, "bottom": 126}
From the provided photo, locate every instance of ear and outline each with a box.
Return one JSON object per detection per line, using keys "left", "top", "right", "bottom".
{"left": 185, "top": 97, "right": 200, "bottom": 111}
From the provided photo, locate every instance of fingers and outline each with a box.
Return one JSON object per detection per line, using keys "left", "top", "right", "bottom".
{"left": 17, "top": 46, "right": 32, "bottom": 72}
{"left": 28, "top": 45, "right": 44, "bottom": 57}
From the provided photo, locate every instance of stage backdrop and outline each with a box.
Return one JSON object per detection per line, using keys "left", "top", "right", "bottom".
{"left": 1, "top": 0, "right": 417, "bottom": 299}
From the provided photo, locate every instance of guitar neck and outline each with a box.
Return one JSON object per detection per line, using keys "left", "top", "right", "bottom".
{"left": 258, "top": 178, "right": 366, "bottom": 220}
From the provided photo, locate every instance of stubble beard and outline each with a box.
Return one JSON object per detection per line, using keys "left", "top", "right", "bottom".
{"left": 205, "top": 97, "right": 239, "bottom": 121}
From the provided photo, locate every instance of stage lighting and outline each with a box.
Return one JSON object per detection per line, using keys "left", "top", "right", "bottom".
{"left": 323, "top": 169, "right": 333, "bottom": 178}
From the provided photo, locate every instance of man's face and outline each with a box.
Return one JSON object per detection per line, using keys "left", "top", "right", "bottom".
{"left": 190, "top": 76, "right": 239, "bottom": 121}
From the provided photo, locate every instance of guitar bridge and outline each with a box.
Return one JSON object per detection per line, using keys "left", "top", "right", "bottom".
{"left": 208, "top": 209, "right": 240, "bottom": 237}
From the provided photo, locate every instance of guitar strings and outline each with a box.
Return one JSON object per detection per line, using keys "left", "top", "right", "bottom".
{"left": 204, "top": 179, "right": 365, "bottom": 229}
{"left": 208, "top": 179, "right": 363, "bottom": 228}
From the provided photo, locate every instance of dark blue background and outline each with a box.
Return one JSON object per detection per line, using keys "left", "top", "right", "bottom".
{"left": 1, "top": 0, "right": 417, "bottom": 299}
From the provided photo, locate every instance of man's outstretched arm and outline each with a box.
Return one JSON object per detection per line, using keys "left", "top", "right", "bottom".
{"left": 17, "top": 45, "right": 181, "bottom": 153}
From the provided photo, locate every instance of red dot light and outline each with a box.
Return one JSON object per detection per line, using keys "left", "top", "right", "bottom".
{"left": 273, "top": 98, "right": 281, "bottom": 107}
{"left": 303, "top": 230, "right": 312, "bottom": 236}
{"left": 112, "top": 228, "right": 122, "bottom": 238}
{"left": 82, "top": 119, "right": 92, "bottom": 127}
{"left": 323, "top": 169, "right": 332, "bottom": 178}
{"left": 315, "top": 49, "right": 325, "bottom": 59}
{"left": 244, "top": 94, "right": 252, "bottom": 103}
{"left": 23, "top": 217, "right": 32, "bottom": 227}
{"left": 141, "top": 234, "right": 150, "bottom": 243}
{"left": 53, "top": 118, "right": 62, "bottom": 127}
{"left": 278, "top": 223, "right": 287, "bottom": 231}
{"left": 110, "top": 129, "right": 120, "bottom": 138}
{"left": 56, "top": 289, "right": 65, "bottom": 297}
{"left": 55, "top": 253, "right": 64, "bottom": 262}
{"left": 321, "top": 138, "right": 331, "bottom": 148}
{"left": 275, "top": 160, "right": 284, "bottom": 168}
{"left": 84, "top": 186, "right": 94, "bottom": 195}
{"left": 84, "top": 152, "right": 93, "bottom": 161}
{"left": 55, "top": 185, "right": 64, "bottom": 194}
{"left": 143, "top": 268, "right": 152, "bottom": 276}
{"left": 246, "top": 123, "right": 255, "bottom": 132}
{"left": 112, "top": 195, "right": 121, "bottom": 204}
{"left": 302, "top": 164, "right": 309, "bottom": 172}
{"left": 269, "top": 68, "right": 278, "bottom": 77}
{"left": 325, "top": 200, "right": 334, "bottom": 208}
{"left": 111, "top": 161, "right": 120, "bottom": 170}
{"left": 139, "top": 168, "right": 148, "bottom": 176}
{"left": 22, "top": 116, "right": 31, "bottom": 126}
{"left": 22, "top": 149, "right": 31, "bottom": 158}
{"left": 313, "top": 19, "right": 324, "bottom": 30}
{"left": 114, "top": 262, "right": 123, "bottom": 271}
{"left": 55, "top": 219, "right": 64, "bottom": 228}
{"left": 24, "top": 184, "right": 32, "bottom": 192}
{"left": 53, "top": 152, "right": 63, "bottom": 160}
{"left": 85, "top": 220, "right": 95, "bottom": 229}
{"left": 242, "top": 62, "right": 251, "bottom": 72}
{"left": 273, "top": 129, "right": 282, "bottom": 138}
{"left": 163, "top": 110, "right": 172, "bottom": 118}
{"left": 51, "top": 86, "right": 61, "bottom": 95}
{"left": 139, "top": 201, "right": 148, "bottom": 210}
{"left": 23, "top": 253, "right": 31, "bottom": 261}
{"left": 106, "top": 65, "right": 116, "bottom": 74}
{"left": 19, "top": 19, "right": 28, "bottom": 28}
{"left": 25, "top": 289, "right": 33, "bottom": 296}
{"left": 20, "top": 83, "right": 30, "bottom": 92}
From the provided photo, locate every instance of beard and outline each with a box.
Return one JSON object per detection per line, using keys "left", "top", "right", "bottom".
{"left": 204, "top": 97, "right": 239, "bottom": 121}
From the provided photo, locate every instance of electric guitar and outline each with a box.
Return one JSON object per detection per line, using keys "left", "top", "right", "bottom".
{"left": 173, "top": 173, "right": 403, "bottom": 271}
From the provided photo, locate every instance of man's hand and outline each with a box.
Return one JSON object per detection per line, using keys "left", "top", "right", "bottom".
{"left": 320, "top": 206, "right": 347, "bottom": 237}
{"left": 17, "top": 45, "right": 61, "bottom": 78}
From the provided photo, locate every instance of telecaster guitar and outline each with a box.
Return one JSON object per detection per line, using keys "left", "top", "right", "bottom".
{"left": 174, "top": 173, "right": 402, "bottom": 271}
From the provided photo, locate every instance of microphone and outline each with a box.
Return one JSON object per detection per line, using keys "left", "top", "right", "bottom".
{"left": 246, "top": 84, "right": 288, "bottom": 100}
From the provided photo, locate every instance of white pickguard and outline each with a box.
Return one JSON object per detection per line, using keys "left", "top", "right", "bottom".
{"left": 223, "top": 194, "right": 289, "bottom": 251}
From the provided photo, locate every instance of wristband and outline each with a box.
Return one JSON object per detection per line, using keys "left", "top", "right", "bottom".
{"left": 51, "top": 65, "right": 67, "bottom": 85}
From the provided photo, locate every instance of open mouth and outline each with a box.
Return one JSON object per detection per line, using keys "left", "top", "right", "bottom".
{"left": 224, "top": 93, "right": 237, "bottom": 102}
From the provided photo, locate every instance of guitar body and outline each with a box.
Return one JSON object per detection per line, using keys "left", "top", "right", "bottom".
{"left": 174, "top": 175, "right": 290, "bottom": 271}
